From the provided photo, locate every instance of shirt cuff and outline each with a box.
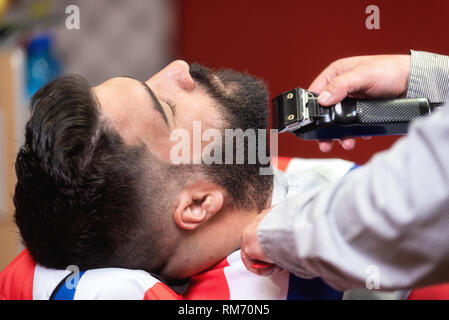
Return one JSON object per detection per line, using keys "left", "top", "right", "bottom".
{"left": 407, "top": 50, "right": 449, "bottom": 102}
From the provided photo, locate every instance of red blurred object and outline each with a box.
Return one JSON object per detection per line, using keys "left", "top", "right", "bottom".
{"left": 408, "top": 283, "right": 449, "bottom": 300}
{"left": 176, "top": 0, "right": 449, "bottom": 164}
{"left": 251, "top": 262, "right": 273, "bottom": 270}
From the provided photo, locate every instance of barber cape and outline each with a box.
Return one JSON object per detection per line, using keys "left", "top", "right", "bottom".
{"left": 0, "top": 157, "right": 429, "bottom": 300}
{"left": 0, "top": 247, "right": 342, "bottom": 300}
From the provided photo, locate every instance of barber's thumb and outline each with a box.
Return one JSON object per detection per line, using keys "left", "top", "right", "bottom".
{"left": 318, "top": 75, "right": 354, "bottom": 106}
{"left": 318, "top": 88, "right": 347, "bottom": 106}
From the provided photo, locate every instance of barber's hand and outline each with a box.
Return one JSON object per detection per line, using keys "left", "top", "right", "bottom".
{"left": 241, "top": 207, "right": 282, "bottom": 276}
{"left": 308, "top": 54, "right": 411, "bottom": 152}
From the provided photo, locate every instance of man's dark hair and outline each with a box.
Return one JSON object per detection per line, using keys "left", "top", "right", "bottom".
{"left": 14, "top": 75, "right": 161, "bottom": 272}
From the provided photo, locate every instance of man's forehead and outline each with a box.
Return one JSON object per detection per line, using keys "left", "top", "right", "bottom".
{"left": 92, "top": 77, "right": 171, "bottom": 150}
{"left": 92, "top": 77, "right": 148, "bottom": 99}
{"left": 95, "top": 76, "right": 169, "bottom": 123}
{"left": 93, "top": 78, "right": 146, "bottom": 123}
{"left": 92, "top": 77, "right": 143, "bottom": 102}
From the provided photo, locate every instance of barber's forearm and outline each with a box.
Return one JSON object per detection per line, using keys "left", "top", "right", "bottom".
{"left": 407, "top": 50, "right": 449, "bottom": 102}
{"left": 259, "top": 104, "right": 449, "bottom": 291}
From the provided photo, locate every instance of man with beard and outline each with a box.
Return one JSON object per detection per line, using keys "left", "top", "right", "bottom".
{"left": 2, "top": 60, "right": 356, "bottom": 299}
{"left": 13, "top": 60, "right": 272, "bottom": 279}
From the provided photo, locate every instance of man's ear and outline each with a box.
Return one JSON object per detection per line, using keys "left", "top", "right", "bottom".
{"left": 173, "top": 181, "right": 225, "bottom": 231}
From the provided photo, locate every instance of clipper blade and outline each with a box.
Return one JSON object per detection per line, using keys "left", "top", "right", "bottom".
{"left": 270, "top": 97, "right": 281, "bottom": 130}
{"left": 271, "top": 88, "right": 303, "bottom": 132}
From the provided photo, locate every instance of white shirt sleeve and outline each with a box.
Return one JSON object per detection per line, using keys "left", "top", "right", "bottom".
{"left": 258, "top": 51, "right": 449, "bottom": 291}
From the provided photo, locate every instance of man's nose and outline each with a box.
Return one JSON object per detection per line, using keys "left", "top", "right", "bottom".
{"left": 146, "top": 60, "right": 195, "bottom": 92}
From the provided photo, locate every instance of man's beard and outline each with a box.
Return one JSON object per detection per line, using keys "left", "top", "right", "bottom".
{"left": 186, "top": 63, "right": 273, "bottom": 211}
{"left": 189, "top": 63, "right": 269, "bottom": 132}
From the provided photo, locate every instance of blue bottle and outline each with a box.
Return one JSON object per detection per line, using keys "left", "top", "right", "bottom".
{"left": 26, "top": 33, "right": 61, "bottom": 99}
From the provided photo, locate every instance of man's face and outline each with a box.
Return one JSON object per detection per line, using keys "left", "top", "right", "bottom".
{"left": 93, "top": 60, "right": 223, "bottom": 162}
{"left": 92, "top": 60, "right": 269, "bottom": 163}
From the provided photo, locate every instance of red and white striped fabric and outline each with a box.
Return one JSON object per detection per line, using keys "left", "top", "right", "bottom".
{"left": 185, "top": 250, "right": 290, "bottom": 300}
{"left": 184, "top": 250, "right": 342, "bottom": 300}
{"left": 0, "top": 247, "right": 342, "bottom": 300}
{"left": 0, "top": 249, "right": 181, "bottom": 300}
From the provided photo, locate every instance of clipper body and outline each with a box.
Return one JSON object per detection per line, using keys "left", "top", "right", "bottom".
{"left": 271, "top": 88, "right": 441, "bottom": 140}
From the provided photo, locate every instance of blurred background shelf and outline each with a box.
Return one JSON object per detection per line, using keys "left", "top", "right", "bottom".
{"left": 0, "top": 47, "right": 26, "bottom": 270}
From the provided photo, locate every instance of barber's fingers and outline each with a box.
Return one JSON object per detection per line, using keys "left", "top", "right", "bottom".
{"left": 308, "top": 57, "right": 365, "bottom": 95}
{"left": 241, "top": 208, "right": 281, "bottom": 276}
{"left": 317, "top": 69, "right": 370, "bottom": 106}
{"left": 318, "top": 140, "right": 334, "bottom": 153}
{"left": 241, "top": 248, "right": 280, "bottom": 277}
{"left": 309, "top": 59, "right": 370, "bottom": 106}
{"left": 339, "top": 138, "right": 356, "bottom": 150}
{"left": 318, "top": 138, "right": 356, "bottom": 152}
{"left": 240, "top": 230, "right": 274, "bottom": 272}
{"left": 308, "top": 63, "right": 340, "bottom": 95}
{"left": 313, "top": 67, "right": 367, "bottom": 152}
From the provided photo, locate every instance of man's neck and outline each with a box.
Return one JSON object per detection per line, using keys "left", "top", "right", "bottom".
{"left": 162, "top": 175, "right": 274, "bottom": 281}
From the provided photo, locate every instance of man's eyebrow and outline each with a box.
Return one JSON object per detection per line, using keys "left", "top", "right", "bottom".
{"left": 123, "top": 76, "right": 168, "bottom": 125}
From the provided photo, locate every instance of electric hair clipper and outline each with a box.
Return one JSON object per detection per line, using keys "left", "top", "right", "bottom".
{"left": 271, "top": 88, "right": 444, "bottom": 140}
